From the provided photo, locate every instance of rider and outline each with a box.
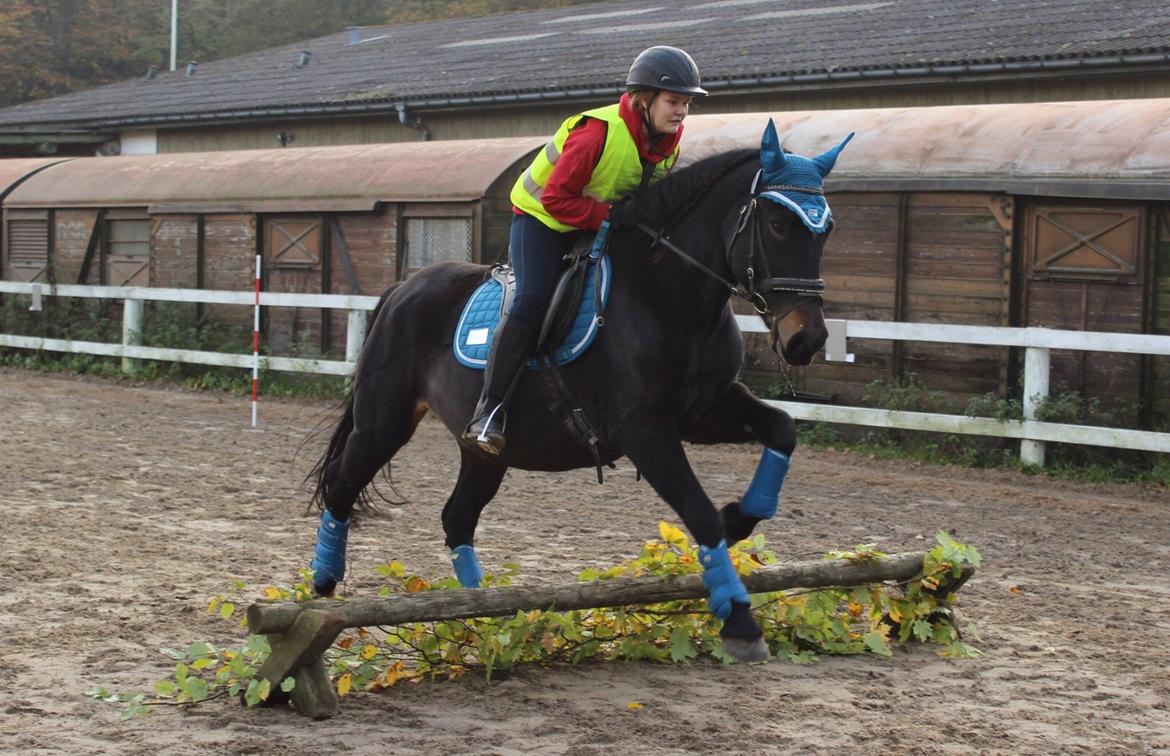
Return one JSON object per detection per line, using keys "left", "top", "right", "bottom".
{"left": 462, "top": 46, "right": 708, "bottom": 454}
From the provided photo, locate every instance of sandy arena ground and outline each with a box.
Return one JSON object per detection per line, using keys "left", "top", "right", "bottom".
{"left": 1, "top": 367, "right": 1168, "bottom": 754}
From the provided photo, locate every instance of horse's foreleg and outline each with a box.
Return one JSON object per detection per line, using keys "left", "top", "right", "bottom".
{"left": 440, "top": 448, "right": 507, "bottom": 588}
{"left": 615, "top": 415, "right": 768, "bottom": 662}
{"left": 683, "top": 382, "right": 796, "bottom": 544}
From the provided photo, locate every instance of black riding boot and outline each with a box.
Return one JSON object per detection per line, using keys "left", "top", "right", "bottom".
{"left": 463, "top": 315, "right": 538, "bottom": 454}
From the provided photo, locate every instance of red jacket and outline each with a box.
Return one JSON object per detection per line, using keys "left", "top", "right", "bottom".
{"left": 515, "top": 93, "right": 684, "bottom": 231}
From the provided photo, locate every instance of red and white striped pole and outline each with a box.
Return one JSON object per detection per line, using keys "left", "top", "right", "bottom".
{"left": 251, "top": 254, "right": 261, "bottom": 428}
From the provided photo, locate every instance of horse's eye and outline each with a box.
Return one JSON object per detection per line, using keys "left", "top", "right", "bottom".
{"left": 769, "top": 220, "right": 787, "bottom": 238}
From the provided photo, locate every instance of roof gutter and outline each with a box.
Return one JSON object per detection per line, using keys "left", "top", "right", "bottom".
{"left": 7, "top": 52, "right": 1170, "bottom": 132}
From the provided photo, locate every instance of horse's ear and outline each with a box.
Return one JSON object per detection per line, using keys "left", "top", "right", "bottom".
{"left": 812, "top": 132, "right": 855, "bottom": 177}
{"left": 760, "top": 118, "right": 787, "bottom": 174}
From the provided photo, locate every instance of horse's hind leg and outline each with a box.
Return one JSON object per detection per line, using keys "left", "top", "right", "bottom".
{"left": 683, "top": 381, "right": 796, "bottom": 544}
{"left": 311, "top": 381, "right": 426, "bottom": 596}
{"left": 441, "top": 448, "right": 507, "bottom": 588}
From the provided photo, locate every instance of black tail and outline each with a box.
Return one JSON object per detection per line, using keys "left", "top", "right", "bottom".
{"left": 305, "top": 283, "right": 403, "bottom": 512}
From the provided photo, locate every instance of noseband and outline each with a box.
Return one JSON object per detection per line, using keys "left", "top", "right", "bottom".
{"left": 636, "top": 170, "right": 826, "bottom": 320}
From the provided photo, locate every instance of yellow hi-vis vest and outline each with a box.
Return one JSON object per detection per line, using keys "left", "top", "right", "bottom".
{"left": 511, "top": 103, "right": 679, "bottom": 233}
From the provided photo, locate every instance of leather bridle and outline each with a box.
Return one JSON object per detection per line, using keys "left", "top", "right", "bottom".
{"left": 636, "top": 169, "right": 827, "bottom": 321}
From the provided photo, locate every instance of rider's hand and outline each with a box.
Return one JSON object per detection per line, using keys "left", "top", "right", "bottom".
{"left": 606, "top": 198, "right": 642, "bottom": 229}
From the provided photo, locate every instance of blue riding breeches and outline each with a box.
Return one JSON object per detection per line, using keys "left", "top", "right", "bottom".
{"left": 507, "top": 213, "right": 576, "bottom": 328}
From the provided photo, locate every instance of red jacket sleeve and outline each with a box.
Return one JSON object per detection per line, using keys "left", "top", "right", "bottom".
{"left": 539, "top": 118, "right": 613, "bottom": 231}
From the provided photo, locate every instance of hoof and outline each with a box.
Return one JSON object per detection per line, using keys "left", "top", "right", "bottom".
{"left": 313, "top": 579, "right": 337, "bottom": 597}
{"left": 722, "top": 635, "right": 771, "bottom": 663}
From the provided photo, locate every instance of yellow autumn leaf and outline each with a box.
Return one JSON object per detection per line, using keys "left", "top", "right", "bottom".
{"left": 888, "top": 605, "right": 903, "bottom": 622}
{"left": 658, "top": 521, "right": 688, "bottom": 548}
{"left": 263, "top": 587, "right": 284, "bottom": 600}
{"left": 337, "top": 673, "right": 352, "bottom": 697}
{"left": 360, "top": 644, "right": 378, "bottom": 661}
{"left": 382, "top": 662, "right": 406, "bottom": 688}
{"left": 405, "top": 576, "right": 430, "bottom": 593}
{"left": 627, "top": 701, "right": 644, "bottom": 711}
{"left": 206, "top": 597, "right": 221, "bottom": 615}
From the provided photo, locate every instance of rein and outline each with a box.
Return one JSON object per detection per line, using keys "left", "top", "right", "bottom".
{"left": 634, "top": 169, "right": 826, "bottom": 319}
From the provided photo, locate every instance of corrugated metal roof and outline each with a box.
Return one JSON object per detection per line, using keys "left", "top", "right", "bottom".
{"left": 0, "top": 0, "right": 1167, "bottom": 131}
{"left": 3, "top": 138, "right": 543, "bottom": 211}
{"left": 681, "top": 98, "right": 1170, "bottom": 199}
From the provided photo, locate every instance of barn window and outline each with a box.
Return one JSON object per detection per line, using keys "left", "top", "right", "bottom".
{"left": 267, "top": 217, "right": 322, "bottom": 270}
{"left": 404, "top": 216, "right": 473, "bottom": 272}
{"left": 106, "top": 218, "right": 151, "bottom": 286}
{"left": 1028, "top": 205, "right": 1141, "bottom": 279}
{"left": 6, "top": 215, "right": 49, "bottom": 282}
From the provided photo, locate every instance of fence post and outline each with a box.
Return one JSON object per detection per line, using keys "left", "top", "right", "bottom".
{"left": 1020, "top": 345, "right": 1050, "bottom": 467}
{"left": 345, "top": 309, "right": 367, "bottom": 365}
{"left": 122, "top": 298, "right": 144, "bottom": 375}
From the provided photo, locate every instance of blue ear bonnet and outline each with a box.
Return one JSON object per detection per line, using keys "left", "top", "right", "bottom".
{"left": 757, "top": 118, "right": 854, "bottom": 234}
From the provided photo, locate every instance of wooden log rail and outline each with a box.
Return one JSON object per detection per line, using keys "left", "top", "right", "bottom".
{"left": 247, "top": 551, "right": 938, "bottom": 719}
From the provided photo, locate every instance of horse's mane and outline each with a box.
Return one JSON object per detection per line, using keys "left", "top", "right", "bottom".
{"left": 634, "top": 147, "right": 756, "bottom": 227}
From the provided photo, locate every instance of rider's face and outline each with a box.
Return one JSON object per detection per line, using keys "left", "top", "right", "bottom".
{"left": 649, "top": 92, "right": 692, "bottom": 134}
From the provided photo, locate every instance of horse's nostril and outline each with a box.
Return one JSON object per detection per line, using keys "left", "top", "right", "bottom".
{"left": 781, "top": 326, "right": 826, "bottom": 366}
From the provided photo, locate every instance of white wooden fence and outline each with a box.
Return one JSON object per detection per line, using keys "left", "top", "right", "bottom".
{"left": 2, "top": 281, "right": 1168, "bottom": 466}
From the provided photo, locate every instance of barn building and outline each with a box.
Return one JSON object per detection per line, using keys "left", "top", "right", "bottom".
{"left": 1, "top": 97, "right": 1167, "bottom": 428}
{"left": 0, "top": 0, "right": 1167, "bottom": 157}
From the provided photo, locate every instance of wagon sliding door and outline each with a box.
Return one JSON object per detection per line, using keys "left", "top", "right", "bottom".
{"left": 104, "top": 212, "right": 151, "bottom": 286}
{"left": 5, "top": 209, "right": 50, "bottom": 282}
{"left": 1020, "top": 200, "right": 1147, "bottom": 423}
{"left": 264, "top": 216, "right": 324, "bottom": 356}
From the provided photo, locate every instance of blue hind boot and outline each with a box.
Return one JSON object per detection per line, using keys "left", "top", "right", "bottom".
{"left": 310, "top": 509, "right": 350, "bottom": 595}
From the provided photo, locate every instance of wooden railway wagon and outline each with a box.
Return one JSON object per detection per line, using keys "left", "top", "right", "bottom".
{"left": 1, "top": 99, "right": 1167, "bottom": 426}
{"left": 681, "top": 98, "right": 1170, "bottom": 428}
{"left": 0, "top": 139, "right": 541, "bottom": 355}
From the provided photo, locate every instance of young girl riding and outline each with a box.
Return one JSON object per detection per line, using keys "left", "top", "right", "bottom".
{"left": 464, "top": 45, "right": 707, "bottom": 454}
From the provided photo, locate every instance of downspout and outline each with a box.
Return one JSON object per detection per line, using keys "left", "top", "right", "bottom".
{"left": 395, "top": 103, "right": 431, "bottom": 141}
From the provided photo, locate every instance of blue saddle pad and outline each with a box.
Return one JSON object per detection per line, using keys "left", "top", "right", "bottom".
{"left": 454, "top": 253, "right": 611, "bottom": 370}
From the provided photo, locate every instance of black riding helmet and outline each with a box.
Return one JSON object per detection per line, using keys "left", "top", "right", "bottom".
{"left": 626, "top": 46, "right": 708, "bottom": 97}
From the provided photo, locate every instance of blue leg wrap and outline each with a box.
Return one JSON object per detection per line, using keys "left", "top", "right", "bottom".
{"left": 309, "top": 510, "right": 349, "bottom": 591}
{"left": 451, "top": 544, "right": 484, "bottom": 589}
{"left": 698, "top": 540, "right": 751, "bottom": 620}
{"left": 739, "top": 448, "right": 790, "bottom": 520}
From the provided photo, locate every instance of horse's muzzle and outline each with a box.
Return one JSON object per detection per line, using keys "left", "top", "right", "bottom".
{"left": 772, "top": 299, "right": 828, "bottom": 366}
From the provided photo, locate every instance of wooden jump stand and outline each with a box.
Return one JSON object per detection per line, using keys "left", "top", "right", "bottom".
{"left": 246, "top": 551, "right": 972, "bottom": 720}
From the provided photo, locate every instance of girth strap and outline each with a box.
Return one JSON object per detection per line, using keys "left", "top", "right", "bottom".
{"left": 535, "top": 352, "right": 612, "bottom": 483}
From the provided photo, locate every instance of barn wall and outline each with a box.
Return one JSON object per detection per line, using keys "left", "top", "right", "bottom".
{"left": 321, "top": 209, "right": 399, "bottom": 356}
{"left": 202, "top": 214, "right": 256, "bottom": 330}
{"left": 804, "top": 192, "right": 900, "bottom": 404}
{"left": 153, "top": 70, "right": 1170, "bottom": 154}
{"left": 152, "top": 216, "right": 199, "bottom": 289}
{"left": 1151, "top": 206, "right": 1170, "bottom": 426}
{"left": 54, "top": 209, "right": 99, "bottom": 284}
{"left": 481, "top": 155, "right": 534, "bottom": 267}
{"left": 900, "top": 193, "right": 1012, "bottom": 400}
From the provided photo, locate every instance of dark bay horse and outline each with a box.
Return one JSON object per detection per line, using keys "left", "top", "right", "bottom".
{"left": 307, "top": 121, "right": 852, "bottom": 662}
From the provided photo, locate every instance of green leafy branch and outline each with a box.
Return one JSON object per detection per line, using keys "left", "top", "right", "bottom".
{"left": 90, "top": 527, "right": 981, "bottom": 717}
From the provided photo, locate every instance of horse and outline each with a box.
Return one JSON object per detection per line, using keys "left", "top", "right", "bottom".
{"left": 306, "top": 119, "right": 852, "bottom": 662}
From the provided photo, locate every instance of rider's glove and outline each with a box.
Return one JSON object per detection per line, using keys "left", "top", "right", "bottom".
{"left": 606, "top": 198, "right": 643, "bottom": 229}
